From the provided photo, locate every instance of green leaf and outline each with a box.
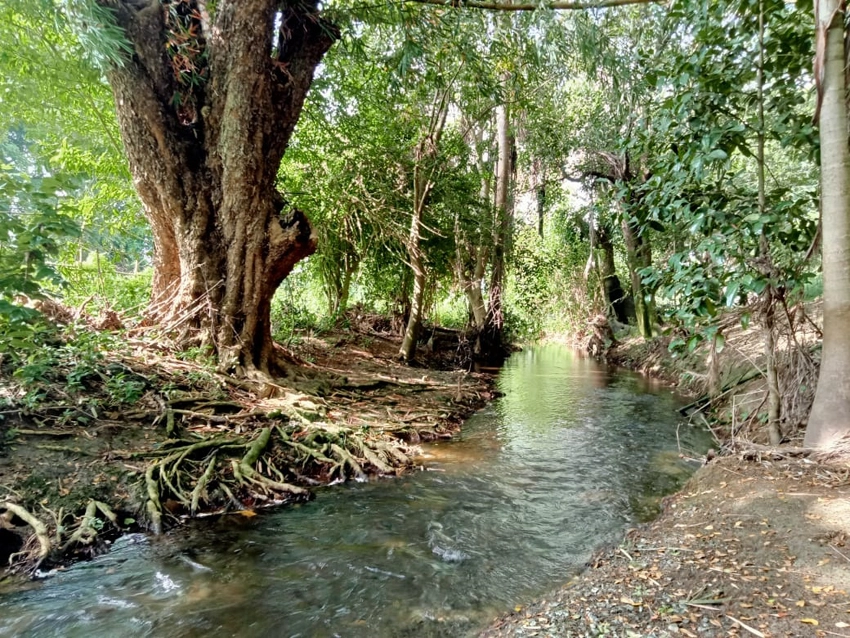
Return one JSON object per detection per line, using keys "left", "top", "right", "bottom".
{"left": 687, "top": 335, "right": 700, "bottom": 353}
{"left": 725, "top": 282, "right": 740, "bottom": 307}
{"left": 714, "top": 333, "right": 725, "bottom": 354}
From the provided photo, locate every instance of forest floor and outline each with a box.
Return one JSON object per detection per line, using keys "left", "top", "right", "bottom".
{"left": 484, "top": 305, "right": 850, "bottom": 638}
{"left": 0, "top": 314, "right": 494, "bottom": 578}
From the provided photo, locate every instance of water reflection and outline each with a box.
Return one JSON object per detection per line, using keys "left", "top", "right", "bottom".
{"left": 0, "top": 346, "right": 712, "bottom": 638}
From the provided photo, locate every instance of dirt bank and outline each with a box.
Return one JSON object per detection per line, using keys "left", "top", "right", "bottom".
{"left": 484, "top": 307, "right": 850, "bottom": 637}
{"left": 0, "top": 321, "right": 494, "bottom": 577}
{"left": 484, "top": 456, "right": 850, "bottom": 638}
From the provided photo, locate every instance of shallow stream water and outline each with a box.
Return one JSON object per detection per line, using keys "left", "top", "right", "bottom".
{"left": 0, "top": 345, "right": 711, "bottom": 637}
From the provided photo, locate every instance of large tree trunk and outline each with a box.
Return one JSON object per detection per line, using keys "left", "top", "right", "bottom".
{"left": 806, "top": 0, "right": 850, "bottom": 448}
{"left": 103, "top": 0, "right": 335, "bottom": 375}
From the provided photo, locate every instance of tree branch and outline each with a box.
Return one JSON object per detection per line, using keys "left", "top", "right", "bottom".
{"left": 406, "top": 0, "right": 664, "bottom": 11}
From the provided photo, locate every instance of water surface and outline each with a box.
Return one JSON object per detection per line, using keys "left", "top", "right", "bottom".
{"left": 0, "top": 345, "right": 711, "bottom": 637}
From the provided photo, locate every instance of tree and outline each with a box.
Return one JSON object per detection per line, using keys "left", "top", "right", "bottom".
{"left": 97, "top": 0, "right": 336, "bottom": 377}
{"left": 398, "top": 91, "right": 450, "bottom": 361}
{"left": 805, "top": 0, "right": 850, "bottom": 448}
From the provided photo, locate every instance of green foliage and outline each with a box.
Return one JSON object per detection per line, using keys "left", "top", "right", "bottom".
{"left": 0, "top": 0, "right": 823, "bottom": 367}
{"left": 505, "top": 227, "right": 558, "bottom": 340}
{"left": 0, "top": 158, "right": 81, "bottom": 351}
{"left": 61, "top": 260, "right": 153, "bottom": 314}
{"left": 0, "top": 169, "right": 80, "bottom": 299}
{"left": 504, "top": 216, "right": 597, "bottom": 342}
{"left": 3, "top": 324, "right": 146, "bottom": 421}
{"left": 1, "top": 0, "right": 146, "bottom": 310}
{"left": 270, "top": 263, "right": 326, "bottom": 345}
{"left": 627, "top": 0, "right": 817, "bottom": 345}
{"left": 434, "top": 293, "right": 469, "bottom": 330}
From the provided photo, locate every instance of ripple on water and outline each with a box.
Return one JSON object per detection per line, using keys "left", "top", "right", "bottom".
{"left": 0, "top": 345, "right": 712, "bottom": 638}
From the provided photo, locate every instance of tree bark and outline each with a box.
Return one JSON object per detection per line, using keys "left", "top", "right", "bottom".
{"left": 103, "top": 0, "right": 335, "bottom": 375}
{"left": 399, "top": 95, "right": 449, "bottom": 362}
{"left": 756, "top": 1, "right": 782, "bottom": 446}
{"left": 534, "top": 158, "right": 545, "bottom": 238}
{"left": 621, "top": 216, "right": 654, "bottom": 338}
{"left": 806, "top": 0, "right": 850, "bottom": 448}
{"left": 593, "top": 223, "right": 632, "bottom": 324}
{"left": 484, "top": 100, "right": 513, "bottom": 356}
{"left": 399, "top": 197, "right": 427, "bottom": 361}
{"left": 335, "top": 254, "right": 357, "bottom": 317}
{"left": 455, "top": 121, "right": 493, "bottom": 334}
{"left": 454, "top": 175, "right": 490, "bottom": 330}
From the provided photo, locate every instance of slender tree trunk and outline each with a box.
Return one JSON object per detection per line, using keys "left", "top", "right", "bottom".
{"left": 806, "top": 0, "right": 850, "bottom": 448}
{"left": 399, "top": 193, "right": 427, "bottom": 361}
{"left": 399, "top": 97, "right": 449, "bottom": 362}
{"left": 331, "top": 253, "right": 357, "bottom": 316}
{"left": 393, "top": 268, "right": 413, "bottom": 335}
{"left": 763, "top": 297, "right": 782, "bottom": 444}
{"left": 621, "top": 217, "right": 653, "bottom": 338}
{"left": 454, "top": 176, "right": 490, "bottom": 330}
{"left": 534, "top": 159, "right": 545, "bottom": 238}
{"left": 486, "top": 101, "right": 513, "bottom": 353}
{"left": 756, "top": 0, "right": 782, "bottom": 446}
{"left": 466, "top": 255, "right": 488, "bottom": 327}
{"left": 103, "top": 0, "right": 335, "bottom": 376}
{"left": 707, "top": 334, "right": 721, "bottom": 399}
{"left": 593, "top": 223, "right": 631, "bottom": 324}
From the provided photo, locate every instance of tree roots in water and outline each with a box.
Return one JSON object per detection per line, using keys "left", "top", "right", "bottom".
{"left": 0, "top": 320, "right": 483, "bottom": 574}
{"left": 1, "top": 499, "right": 120, "bottom": 574}
{"left": 142, "top": 419, "right": 412, "bottom": 535}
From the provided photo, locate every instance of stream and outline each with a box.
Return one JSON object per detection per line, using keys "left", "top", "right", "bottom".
{"left": 0, "top": 345, "right": 712, "bottom": 637}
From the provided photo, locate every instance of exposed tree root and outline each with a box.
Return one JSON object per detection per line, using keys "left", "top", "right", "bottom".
{"left": 1, "top": 318, "right": 494, "bottom": 575}
{"left": 61, "top": 501, "right": 117, "bottom": 552}
{"left": 141, "top": 420, "right": 414, "bottom": 532}
{"left": 2, "top": 503, "right": 50, "bottom": 569}
{"left": 1, "top": 499, "right": 124, "bottom": 573}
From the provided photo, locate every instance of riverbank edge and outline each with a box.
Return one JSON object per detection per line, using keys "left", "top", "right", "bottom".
{"left": 0, "top": 326, "right": 498, "bottom": 582}
{"left": 481, "top": 331, "right": 850, "bottom": 637}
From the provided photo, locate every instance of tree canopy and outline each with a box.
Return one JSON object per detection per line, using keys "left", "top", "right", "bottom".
{"left": 0, "top": 0, "right": 844, "bottom": 446}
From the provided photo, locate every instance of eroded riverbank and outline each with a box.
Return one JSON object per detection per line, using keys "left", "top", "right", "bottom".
{"left": 483, "top": 456, "right": 850, "bottom": 638}
{"left": 0, "top": 325, "right": 494, "bottom": 576}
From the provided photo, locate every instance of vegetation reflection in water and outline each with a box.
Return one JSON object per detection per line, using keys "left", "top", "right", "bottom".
{"left": 0, "top": 345, "right": 712, "bottom": 638}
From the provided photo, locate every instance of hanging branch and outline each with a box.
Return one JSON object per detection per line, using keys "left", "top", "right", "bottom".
{"left": 406, "top": 0, "right": 664, "bottom": 11}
